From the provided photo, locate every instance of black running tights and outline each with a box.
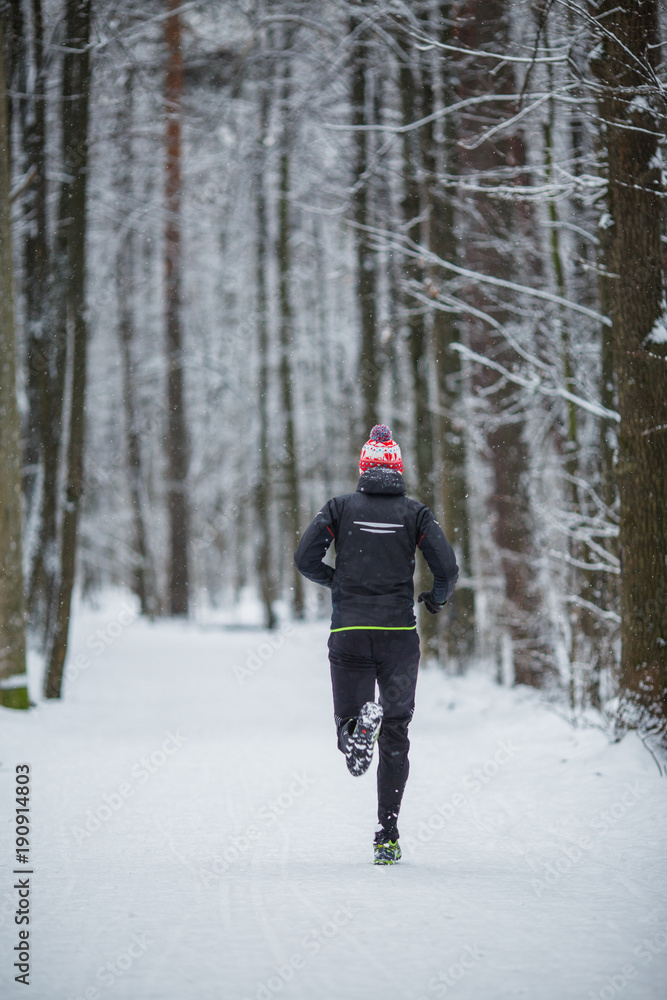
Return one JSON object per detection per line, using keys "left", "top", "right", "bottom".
{"left": 328, "top": 629, "right": 420, "bottom": 839}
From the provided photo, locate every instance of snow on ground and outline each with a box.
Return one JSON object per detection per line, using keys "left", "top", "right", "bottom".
{"left": 1, "top": 592, "right": 667, "bottom": 1000}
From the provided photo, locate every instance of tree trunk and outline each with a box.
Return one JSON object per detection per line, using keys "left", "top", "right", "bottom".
{"left": 254, "top": 74, "right": 277, "bottom": 630}
{"left": 457, "top": 0, "right": 546, "bottom": 687}
{"left": 375, "top": 80, "right": 407, "bottom": 446}
{"left": 22, "top": 0, "right": 49, "bottom": 532}
{"left": 164, "top": 0, "right": 190, "bottom": 617}
{"left": 277, "top": 44, "right": 304, "bottom": 619}
{"left": 542, "top": 85, "right": 583, "bottom": 710}
{"left": 590, "top": 142, "right": 621, "bottom": 706}
{"left": 0, "top": 0, "right": 23, "bottom": 164}
{"left": 28, "top": 0, "right": 71, "bottom": 643}
{"left": 116, "top": 68, "right": 156, "bottom": 617}
{"left": 42, "top": 0, "right": 92, "bottom": 699}
{"left": 396, "top": 24, "right": 438, "bottom": 655}
{"left": 350, "top": 12, "right": 379, "bottom": 436}
{"left": 421, "top": 0, "right": 475, "bottom": 666}
{"left": 398, "top": 54, "right": 434, "bottom": 512}
{"left": 590, "top": 1, "right": 667, "bottom": 735}
{"left": 0, "top": 13, "right": 29, "bottom": 710}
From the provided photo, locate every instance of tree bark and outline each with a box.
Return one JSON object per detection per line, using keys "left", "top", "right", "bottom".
{"left": 0, "top": 13, "right": 29, "bottom": 709}
{"left": 22, "top": 0, "right": 49, "bottom": 526}
{"left": 277, "top": 43, "right": 304, "bottom": 619}
{"left": 590, "top": 0, "right": 667, "bottom": 734}
{"left": 421, "top": 0, "right": 476, "bottom": 665}
{"left": 0, "top": 0, "right": 23, "bottom": 163}
{"left": 457, "top": 0, "right": 546, "bottom": 687}
{"left": 164, "top": 0, "right": 190, "bottom": 617}
{"left": 116, "top": 68, "right": 156, "bottom": 617}
{"left": 350, "top": 11, "right": 379, "bottom": 436}
{"left": 396, "top": 25, "right": 440, "bottom": 656}
{"left": 254, "top": 71, "right": 277, "bottom": 630}
{"left": 28, "top": 0, "right": 71, "bottom": 643}
{"left": 42, "top": 0, "right": 92, "bottom": 699}
{"left": 398, "top": 51, "right": 434, "bottom": 512}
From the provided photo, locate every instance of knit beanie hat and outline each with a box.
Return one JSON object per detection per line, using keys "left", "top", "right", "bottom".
{"left": 359, "top": 425, "right": 403, "bottom": 475}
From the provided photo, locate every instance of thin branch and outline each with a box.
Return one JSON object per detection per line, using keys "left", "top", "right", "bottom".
{"left": 565, "top": 595, "right": 621, "bottom": 623}
{"left": 548, "top": 549, "right": 621, "bottom": 574}
{"left": 450, "top": 343, "right": 620, "bottom": 423}
{"left": 459, "top": 86, "right": 579, "bottom": 151}
{"left": 323, "top": 92, "right": 541, "bottom": 134}
{"left": 364, "top": 226, "right": 613, "bottom": 326}
{"left": 407, "top": 285, "right": 554, "bottom": 373}
{"left": 9, "top": 165, "right": 38, "bottom": 203}
{"left": 552, "top": 0, "right": 666, "bottom": 93}
{"left": 398, "top": 21, "right": 570, "bottom": 65}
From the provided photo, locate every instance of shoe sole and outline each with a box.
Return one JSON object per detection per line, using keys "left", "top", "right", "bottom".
{"left": 346, "top": 702, "right": 383, "bottom": 777}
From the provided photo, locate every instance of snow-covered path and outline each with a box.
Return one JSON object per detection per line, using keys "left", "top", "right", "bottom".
{"left": 2, "top": 596, "right": 667, "bottom": 1000}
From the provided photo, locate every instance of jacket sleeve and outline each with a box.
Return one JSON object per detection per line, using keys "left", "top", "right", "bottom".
{"left": 294, "top": 499, "right": 338, "bottom": 589}
{"left": 416, "top": 507, "right": 459, "bottom": 604}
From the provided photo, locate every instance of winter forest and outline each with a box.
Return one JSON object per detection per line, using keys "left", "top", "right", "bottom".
{"left": 1, "top": 2, "right": 667, "bottom": 997}
{"left": 1, "top": 0, "right": 666, "bottom": 730}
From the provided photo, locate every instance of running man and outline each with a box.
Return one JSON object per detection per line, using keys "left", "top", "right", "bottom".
{"left": 294, "top": 425, "right": 459, "bottom": 864}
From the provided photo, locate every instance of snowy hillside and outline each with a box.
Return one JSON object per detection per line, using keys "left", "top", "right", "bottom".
{"left": 1, "top": 594, "right": 666, "bottom": 1000}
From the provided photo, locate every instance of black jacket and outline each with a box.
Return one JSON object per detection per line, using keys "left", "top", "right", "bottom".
{"left": 294, "top": 468, "right": 459, "bottom": 630}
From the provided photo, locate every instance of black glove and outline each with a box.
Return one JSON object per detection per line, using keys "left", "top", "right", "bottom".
{"left": 418, "top": 591, "right": 446, "bottom": 615}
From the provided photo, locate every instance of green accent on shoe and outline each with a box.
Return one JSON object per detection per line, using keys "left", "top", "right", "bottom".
{"left": 374, "top": 840, "right": 402, "bottom": 865}
{"left": 330, "top": 625, "right": 417, "bottom": 633}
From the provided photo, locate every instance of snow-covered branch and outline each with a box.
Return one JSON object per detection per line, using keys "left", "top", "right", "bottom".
{"left": 449, "top": 344, "right": 620, "bottom": 424}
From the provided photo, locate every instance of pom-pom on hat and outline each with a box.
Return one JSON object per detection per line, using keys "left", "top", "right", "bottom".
{"left": 359, "top": 424, "right": 403, "bottom": 475}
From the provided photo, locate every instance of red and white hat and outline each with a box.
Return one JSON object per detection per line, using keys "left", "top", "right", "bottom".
{"left": 359, "top": 425, "right": 403, "bottom": 475}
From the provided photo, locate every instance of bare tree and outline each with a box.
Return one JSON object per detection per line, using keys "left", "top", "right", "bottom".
{"left": 420, "top": 0, "right": 476, "bottom": 665}
{"left": 590, "top": 0, "right": 667, "bottom": 736}
{"left": 254, "top": 38, "right": 277, "bottom": 629}
{"left": 43, "top": 0, "right": 93, "bottom": 699}
{"left": 455, "top": 0, "right": 547, "bottom": 686}
{"left": 0, "top": 12, "right": 28, "bottom": 709}
{"left": 116, "top": 68, "right": 157, "bottom": 617}
{"left": 350, "top": 8, "right": 380, "bottom": 435}
{"left": 276, "top": 33, "right": 304, "bottom": 619}
{"left": 164, "top": 0, "right": 190, "bottom": 617}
